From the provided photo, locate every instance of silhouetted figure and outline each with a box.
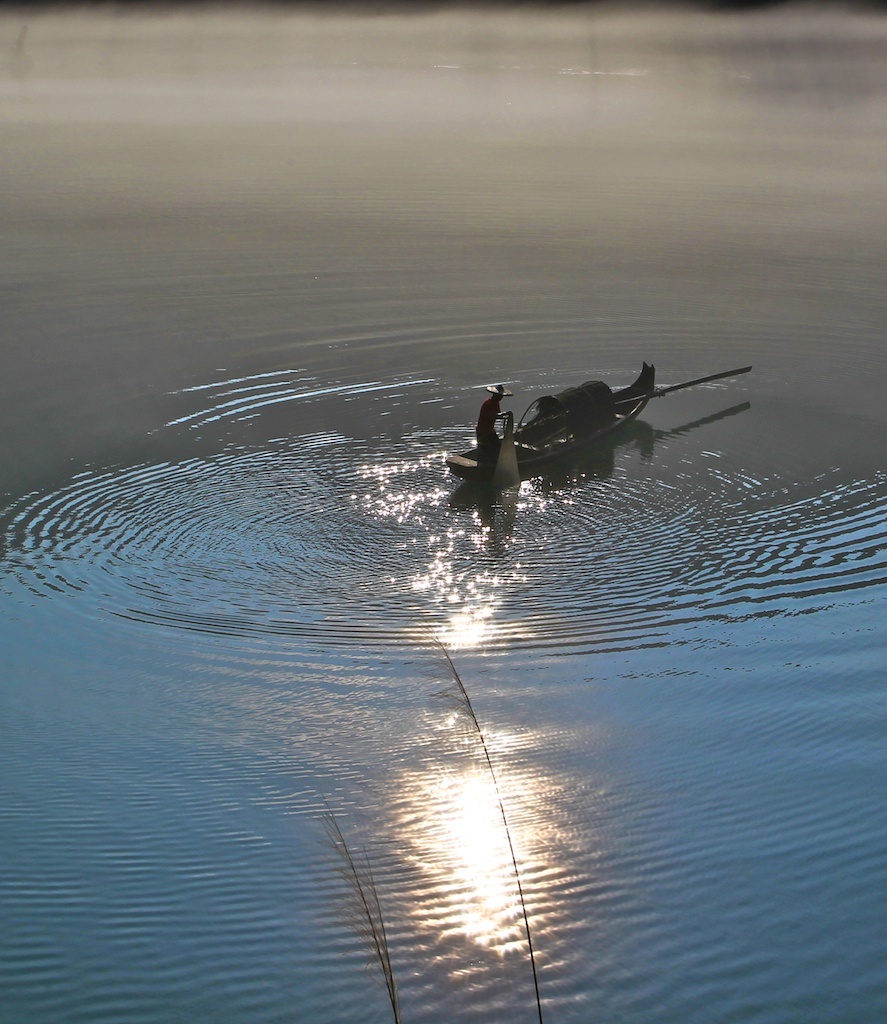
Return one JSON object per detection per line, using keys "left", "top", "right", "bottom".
{"left": 476, "top": 383, "right": 512, "bottom": 463}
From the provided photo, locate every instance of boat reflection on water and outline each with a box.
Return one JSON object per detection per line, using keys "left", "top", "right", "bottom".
{"left": 450, "top": 401, "right": 751, "bottom": 502}
{"left": 447, "top": 481, "right": 519, "bottom": 556}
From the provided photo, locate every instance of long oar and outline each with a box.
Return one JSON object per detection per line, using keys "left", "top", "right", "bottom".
{"left": 653, "top": 365, "right": 752, "bottom": 398}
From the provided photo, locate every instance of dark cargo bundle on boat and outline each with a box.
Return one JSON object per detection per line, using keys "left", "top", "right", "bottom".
{"left": 518, "top": 380, "right": 616, "bottom": 448}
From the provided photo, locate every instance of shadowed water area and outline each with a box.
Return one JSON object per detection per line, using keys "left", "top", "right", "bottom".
{"left": 2, "top": 6, "right": 886, "bottom": 1023}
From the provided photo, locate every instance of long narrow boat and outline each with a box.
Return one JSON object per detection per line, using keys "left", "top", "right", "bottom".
{"left": 446, "top": 363, "right": 751, "bottom": 484}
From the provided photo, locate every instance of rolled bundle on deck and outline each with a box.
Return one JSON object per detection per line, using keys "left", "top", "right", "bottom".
{"left": 517, "top": 380, "right": 615, "bottom": 447}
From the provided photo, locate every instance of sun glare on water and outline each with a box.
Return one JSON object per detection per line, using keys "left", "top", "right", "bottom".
{"left": 439, "top": 771, "right": 526, "bottom": 948}
{"left": 358, "top": 457, "right": 527, "bottom": 649}
{"left": 390, "top": 706, "right": 553, "bottom": 958}
{"left": 404, "top": 762, "right": 528, "bottom": 951}
{"left": 411, "top": 547, "right": 505, "bottom": 649}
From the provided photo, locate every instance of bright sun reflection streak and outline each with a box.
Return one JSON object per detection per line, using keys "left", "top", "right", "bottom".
{"left": 439, "top": 605, "right": 496, "bottom": 650}
{"left": 411, "top": 764, "right": 528, "bottom": 951}
{"left": 396, "top": 713, "right": 548, "bottom": 956}
{"left": 358, "top": 458, "right": 527, "bottom": 649}
{"left": 412, "top": 550, "right": 503, "bottom": 649}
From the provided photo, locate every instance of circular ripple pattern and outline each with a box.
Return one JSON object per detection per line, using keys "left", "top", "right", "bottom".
{"left": 1, "top": 436, "right": 431, "bottom": 645}
{"left": 2, "top": 424, "right": 885, "bottom": 652}
{"left": 498, "top": 461, "right": 887, "bottom": 652}
{"left": 2, "top": 366, "right": 885, "bottom": 651}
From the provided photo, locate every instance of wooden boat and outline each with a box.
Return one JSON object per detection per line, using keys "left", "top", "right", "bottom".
{"left": 446, "top": 363, "right": 751, "bottom": 484}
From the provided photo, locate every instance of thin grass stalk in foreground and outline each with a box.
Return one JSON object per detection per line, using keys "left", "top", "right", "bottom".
{"left": 433, "top": 640, "right": 545, "bottom": 1024}
{"left": 323, "top": 800, "right": 402, "bottom": 1024}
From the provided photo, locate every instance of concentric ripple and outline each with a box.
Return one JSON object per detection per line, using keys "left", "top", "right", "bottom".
{"left": 163, "top": 369, "right": 437, "bottom": 431}
{"left": 2, "top": 367, "right": 884, "bottom": 650}
{"left": 2, "top": 418, "right": 885, "bottom": 652}
{"left": 497, "top": 464, "right": 887, "bottom": 653}
{"left": 1, "top": 436, "right": 424, "bottom": 644}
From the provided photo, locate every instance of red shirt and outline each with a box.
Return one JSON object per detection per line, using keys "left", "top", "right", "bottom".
{"left": 476, "top": 396, "right": 500, "bottom": 438}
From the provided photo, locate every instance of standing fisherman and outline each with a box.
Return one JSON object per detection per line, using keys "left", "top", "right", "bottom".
{"left": 476, "top": 384, "right": 513, "bottom": 463}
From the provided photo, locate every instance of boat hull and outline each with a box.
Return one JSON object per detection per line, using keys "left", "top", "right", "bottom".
{"left": 446, "top": 364, "right": 654, "bottom": 484}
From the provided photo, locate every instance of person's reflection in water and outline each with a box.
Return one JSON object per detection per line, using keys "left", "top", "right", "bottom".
{"left": 449, "top": 484, "right": 516, "bottom": 557}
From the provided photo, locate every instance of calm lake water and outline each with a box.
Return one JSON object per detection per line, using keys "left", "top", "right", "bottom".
{"left": 2, "top": 6, "right": 886, "bottom": 1023}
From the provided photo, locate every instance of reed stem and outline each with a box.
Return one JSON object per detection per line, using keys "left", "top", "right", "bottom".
{"left": 323, "top": 800, "right": 402, "bottom": 1024}
{"left": 432, "top": 640, "right": 544, "bottom": 1024}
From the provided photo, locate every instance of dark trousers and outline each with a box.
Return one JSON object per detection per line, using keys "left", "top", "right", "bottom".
{"left": 476, "top": 432, "right": 501, "bottom": 464}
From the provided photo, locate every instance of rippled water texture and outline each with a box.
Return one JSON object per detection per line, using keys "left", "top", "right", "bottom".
{"left": 2, "top": 7, "right": 886, "bottom": 1024}
{"left": 3, "top": 368, "right": 885, "bottom": 654}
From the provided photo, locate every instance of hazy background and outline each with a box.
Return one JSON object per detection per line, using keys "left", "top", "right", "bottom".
{"left": 4, "top": 3, "right": 885, "bottom": 496}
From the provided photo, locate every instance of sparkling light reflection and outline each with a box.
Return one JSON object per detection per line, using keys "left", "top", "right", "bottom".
{"left": 396, "top": 713, "right": 552, "bottom": 956}
{"left": 403, "top": 767, "right": 525, "bottom": 951}
{"left": 358, "top": 457, "right": 527, "bottom": 649}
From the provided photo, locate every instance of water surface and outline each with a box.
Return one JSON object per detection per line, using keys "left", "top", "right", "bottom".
{"left": 2, "top": 7, "right": 886, "bottom": 1024}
